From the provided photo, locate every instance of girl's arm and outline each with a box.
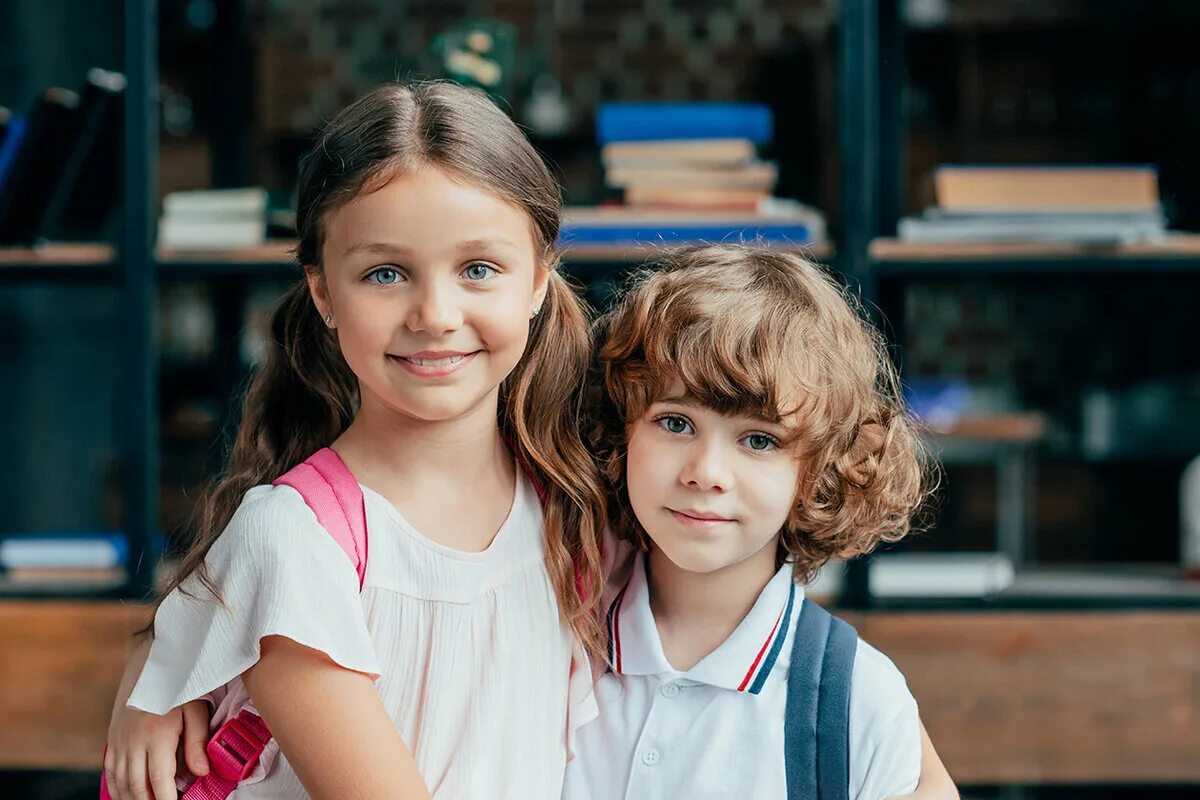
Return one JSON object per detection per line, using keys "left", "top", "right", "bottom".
{"left": 104, "top": 638, "right": 212, "bottom": 800}
{"left": 243, "top": 635, "right": 431, "bottom": 800}
{"left": 887, "top": 721, "right": 959, "bottom": 800}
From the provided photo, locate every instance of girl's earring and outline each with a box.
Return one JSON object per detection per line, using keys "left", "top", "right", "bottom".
{"left": 530, "top": 306, "right": 541, "bottom": 319}
{"left": 323, "top": 313, "right": 333, "bottom": 327}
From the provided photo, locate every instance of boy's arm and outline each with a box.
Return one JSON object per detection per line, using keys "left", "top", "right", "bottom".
{"left": 243, "top": 635, "right": 431, "bottom": 800}
{"left": 886, "top": 721, "right": 959, "bottom": 800}
{"left": 104, "top": 637, "right": 212, "bottom": 800}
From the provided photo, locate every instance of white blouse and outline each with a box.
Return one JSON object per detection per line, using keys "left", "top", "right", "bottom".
{"left": 129, "top": 471, "right": 594, "bottom": 799}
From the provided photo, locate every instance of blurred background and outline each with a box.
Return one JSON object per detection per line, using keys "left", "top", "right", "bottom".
{"left": 1, "top": 0, "right": 1198, "bottom": 798}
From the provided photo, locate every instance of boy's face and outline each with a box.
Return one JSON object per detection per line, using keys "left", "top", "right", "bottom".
{"left": 625, "top": 385, "right": 802, "bottom": 575}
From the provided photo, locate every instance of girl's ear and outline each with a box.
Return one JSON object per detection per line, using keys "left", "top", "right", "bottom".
{"left": 531, "top": 261, "right": 553, "bottom": 314}
{"left": 304, "top": 266, "right": 332, "bottom": 322}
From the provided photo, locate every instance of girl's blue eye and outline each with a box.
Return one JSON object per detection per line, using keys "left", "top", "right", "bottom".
{"left": 463, "top": 262, "right": 497, "bottom": 281}
{"left": 657, "top": 414, "right": 693, "bottom": 435}
{"left": 744, "top": 433, "right": 778, "bottom": 452}
{"left": 367, "top": 267, "right": 401, "bottom": 285}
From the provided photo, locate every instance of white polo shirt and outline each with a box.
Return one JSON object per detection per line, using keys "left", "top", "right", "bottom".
{"left": 563, "top": 552, "right": 921, "bottom": 800}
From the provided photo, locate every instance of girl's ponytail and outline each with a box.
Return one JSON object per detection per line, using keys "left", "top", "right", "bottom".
{"left": 156, "top": 278, "right": 357, "bottom": 606}
{"left": 502, "top": 270, "right": 607, "bottom": 652}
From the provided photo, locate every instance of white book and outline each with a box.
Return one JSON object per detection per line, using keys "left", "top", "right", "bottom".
{"left": 159, "top": 217, "right": 266, "bottom": 250}
{"left": 162, "top": 187, "right": 268, "bottom": 217}
{"left": 0, "top": 538, "right": 124, "bottom": 569}
{"left": 870, "top": 552, "right": 1015, "bottom": 598}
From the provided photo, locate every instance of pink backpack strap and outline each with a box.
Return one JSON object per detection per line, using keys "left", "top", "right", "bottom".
{"left": 272, "top": 446, "right": 368, "bottom": 588}
{"left": 98, "top": 448, "right": 370, "bottom": 800}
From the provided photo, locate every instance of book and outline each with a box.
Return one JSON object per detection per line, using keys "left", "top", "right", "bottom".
{"left": 933, "top": 165, "right": 1160, "bottom": 213}
{"left": 2, "top": 567, "right": 126, "bottom": 587}
{"left": 0, "top": 87, "right": 82, "bottom": 245}
{"left": 869, "top": 552, "right": 1015, "bottom": 599}
{"left": 601, "top": 138, "right": 758, "bottom": 169}
{"left": 38, "top": 68, "right": 126, "bottom": 243}
{"left": 897, "top": 211, "right": 1166, "bottom": 245}
{"left": 596, "top": 102, "right": 773, "bottom": 145}
{"left": 623, "top": 185, "right": 770, "bottom": 211}
{"left": 560, "top": 205, "right": 824, "bottom": 247}
{"left": 163, "top": 187, "right": 269, "bottom": 216}
{"left": 0, "top": 112, "right": 27, "bottom": 193}
{"left": 0, "top": 532, "right": 128, "bottom": 570}
{"left": 159, "top": 187, "right": 268, "bottom": 250}
{"left": 607, "top": 161, "right": 778, "bottom": 191}
{"left": 159, "top": 217, "right": 266, "bottom": 250}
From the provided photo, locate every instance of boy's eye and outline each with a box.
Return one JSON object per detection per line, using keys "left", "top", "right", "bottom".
{"left": 463, "top": 262, "right": 497, "bottom": 281}
{"left": 367, "top": 267, "right": 402, "bottom": 285}
{"left": 656, "top": 414, "right": 693, "bottom": 435}
{"left": 743, "top": 433, "right": 779, "bottom": 452}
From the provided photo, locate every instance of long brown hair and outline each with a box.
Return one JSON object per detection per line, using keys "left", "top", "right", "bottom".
{"left": 159, "top": 82, "right": 606, "bottom": 651}
{"left": 592, "top": 245, "right": 934, "bottom": 583}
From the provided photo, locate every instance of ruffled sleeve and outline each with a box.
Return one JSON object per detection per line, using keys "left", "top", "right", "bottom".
{"left": 128, "top": 483, "right": 381, "bottom": 715}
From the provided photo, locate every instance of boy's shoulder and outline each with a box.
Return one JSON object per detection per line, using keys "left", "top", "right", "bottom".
{"left": 848, "top": 633, "right": 916, "bottom": 721}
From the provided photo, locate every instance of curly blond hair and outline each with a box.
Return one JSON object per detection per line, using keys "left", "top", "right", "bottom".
{"left": 592, "top": 244, "right": 934, "bottom": 583}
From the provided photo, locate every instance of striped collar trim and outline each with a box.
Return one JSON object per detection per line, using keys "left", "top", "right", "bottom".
{"left": 606, "top": 554, "right": 800, "bottom": 694}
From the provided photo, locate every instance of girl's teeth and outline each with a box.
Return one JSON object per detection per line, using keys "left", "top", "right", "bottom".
{"left": 406, "top": 355, "right": 464, "bottom": 367}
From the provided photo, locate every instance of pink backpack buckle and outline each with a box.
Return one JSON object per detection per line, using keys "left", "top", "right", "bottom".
{"left": 206, "top": 713, "right": 270, "bottom": 782}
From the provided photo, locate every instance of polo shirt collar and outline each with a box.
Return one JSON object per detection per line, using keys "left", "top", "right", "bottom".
{"left": 606, "top": 552, "right": 801, "bottom": 695}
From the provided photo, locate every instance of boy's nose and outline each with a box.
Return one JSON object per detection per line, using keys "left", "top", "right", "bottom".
{"left": 679, "top": 441, "right": 733, "bottom": 493}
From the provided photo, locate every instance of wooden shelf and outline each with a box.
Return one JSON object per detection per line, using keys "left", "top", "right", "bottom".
{"left": 0, "top": 243, "right": 116, "bottom": 265}
{"left": 0, "top": 243, "right": 118, "bottom": 282}
{"left": 852, "top": 609, "right": 1200, "bottom": 784}
{"left": 928, "top": 412, "right": 1048, "bottom": 444}
{"left": 0, "top": 602, "right": 150, "bottom": 770}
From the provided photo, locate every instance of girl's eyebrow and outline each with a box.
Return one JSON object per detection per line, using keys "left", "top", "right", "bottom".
{"left": 342, "top": 240, "right": 413, "bottom": 258}
{"left": 342, "top": 237, "right": 521, "bottom": 258}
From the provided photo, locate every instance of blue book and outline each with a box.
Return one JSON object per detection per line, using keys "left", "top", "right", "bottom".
{"left": 0, "top": 531, "right": 129, "bottom": 569}
{"left": 560, "top": 220, "right": 814, "bottom": 247}
{"left": 596, "top": 103, "right": 773, "bottom": 145}
{"left": 0, "top": 115, "right": 27, "bottom": 191}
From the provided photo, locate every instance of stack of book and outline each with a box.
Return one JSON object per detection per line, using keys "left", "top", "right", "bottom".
{"left": 159, "top": 187, "right": 268, "bottom": 251}
{"left": 598, "top": 102, "right": 776, "bottom": 212}
{"left": 0, "top": 531, "right": 128, "bottom": 590}
{"left": 898, "top": 165, "right": 1167, "bottom": 245}
{"left": 0, "top": 69, "right": 125, "bottom": 246}
{"left": 560, "top": 102, "right": 826, "bottom": 250}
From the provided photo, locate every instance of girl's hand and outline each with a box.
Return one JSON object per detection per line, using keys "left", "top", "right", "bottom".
{"left": 103, "top": 638, "right": 213, "bottom": 800}
{"left": 886, "top": 720, "right": 959, "bottom": 800}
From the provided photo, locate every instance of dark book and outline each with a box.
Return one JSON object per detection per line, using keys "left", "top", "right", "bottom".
{"left": 38, "top": 69, "right": 126, "bottom": 243}
{"left": 0, "top": 88, "right": 82, "bottom": 245}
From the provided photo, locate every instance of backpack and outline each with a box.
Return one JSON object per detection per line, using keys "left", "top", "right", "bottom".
{"left": 783, "top": 596, "right": 859, "bottom": 800}
{"left": 99, "top": 447, "right": 367, "bottom": 800}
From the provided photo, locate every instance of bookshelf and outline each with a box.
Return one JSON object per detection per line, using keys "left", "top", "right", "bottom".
{"left": 2, "top": 0, "right": 1198, "bottom": 789}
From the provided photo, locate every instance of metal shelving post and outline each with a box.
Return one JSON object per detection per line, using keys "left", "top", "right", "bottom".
{"left": 121, "top": 0, "right": 159, "bottom": 599}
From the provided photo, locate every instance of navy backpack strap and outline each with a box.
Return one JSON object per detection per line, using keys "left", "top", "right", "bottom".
{"left": 784, "top": 595, "right": 859, "bottom": 800}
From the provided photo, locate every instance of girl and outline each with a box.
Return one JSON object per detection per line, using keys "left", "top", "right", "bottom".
{"left": 565, "top": 245, "right": 954, "bottom": 799}
{"left": 104, "top": 83, "right": 956, "bottom": 800}
{"left": 105, "top": 80, "right": 605, "bottom": 800}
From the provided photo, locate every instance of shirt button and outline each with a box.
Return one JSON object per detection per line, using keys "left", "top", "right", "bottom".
{"left": 660, "top": 682, "right": 680, "bottom": 698}
{"left": 641, "top": 749, "right": 660, "bottom": 766}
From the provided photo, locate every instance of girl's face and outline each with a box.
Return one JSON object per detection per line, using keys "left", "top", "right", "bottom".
{"left": 309, "top": 166, "right": 549, "bottom": 424}
{"left": 625, "top": 387, "right": 802, "bottom": 576}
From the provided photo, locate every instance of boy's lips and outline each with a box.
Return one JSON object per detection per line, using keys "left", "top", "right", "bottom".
{"left": 669, "top": 508, "right": 736, "bottom": 531}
